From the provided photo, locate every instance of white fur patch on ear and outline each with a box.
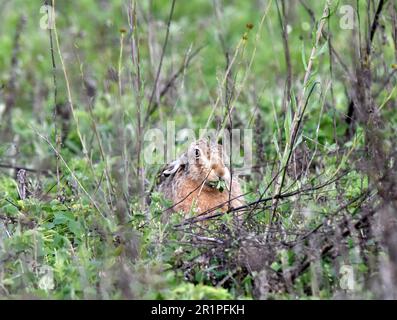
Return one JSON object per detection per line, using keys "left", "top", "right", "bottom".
{"left": 163, "top": 153, "right": 188, "bottom": 176}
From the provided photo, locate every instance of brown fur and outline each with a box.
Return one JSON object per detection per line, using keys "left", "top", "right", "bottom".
{"left": 157, "top": 139, "right": 245, "bottom": 218}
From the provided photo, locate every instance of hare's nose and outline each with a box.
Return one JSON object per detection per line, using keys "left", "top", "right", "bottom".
{"left": 211, "top": 163, "right": 225, "bottom": 179}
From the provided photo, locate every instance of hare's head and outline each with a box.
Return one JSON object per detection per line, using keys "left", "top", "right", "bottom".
{"left": 186, "top": 139, "right": 230, "bottom": 185}
{"left": 163, "top": 139, "right": 231, "bottom": 187}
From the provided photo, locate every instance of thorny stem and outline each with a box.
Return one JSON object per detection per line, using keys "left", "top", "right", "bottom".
{"left": 129, "top": 0, "right": 146, "bottom": 213}
{"left": 51, "top": 0, "right": 87, "bottom": 157}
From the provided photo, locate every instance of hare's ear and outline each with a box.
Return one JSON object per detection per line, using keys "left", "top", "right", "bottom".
{"left": 163, "top": 153, "right": 188, "bottom": 176}
{"left": 218, "top": 143, "right": 230, "bottom": 163}
{"left": 179, "top": 152, "right": 188, "bottom": 165}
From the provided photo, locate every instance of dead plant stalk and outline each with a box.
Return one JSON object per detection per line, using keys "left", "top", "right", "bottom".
{"left": 270, "top": 1, "right": 332, "bottom": 225}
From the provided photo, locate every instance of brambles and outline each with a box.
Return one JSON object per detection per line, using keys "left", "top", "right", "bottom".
{"left": 0, "top": 0, "right": 397, "bottom": 300}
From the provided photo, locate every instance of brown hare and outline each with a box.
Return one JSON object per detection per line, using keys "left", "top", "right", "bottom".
{"left": 157, "top": 139, "right": 245, "bottom": 218}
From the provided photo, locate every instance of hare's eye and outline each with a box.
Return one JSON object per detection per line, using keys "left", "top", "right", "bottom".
{"left": 195, "top": 148, "right": 200, "bottom": 159}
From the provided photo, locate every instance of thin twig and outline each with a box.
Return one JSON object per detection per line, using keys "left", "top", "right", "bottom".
{"left": 144, "top": 0, "right": 176, "bottom": 125}
{"left": 270, "top": 1, "right": 331, "bottom": 227}
{"left": 47, "top": 0, "right": 61, "bottom": 196}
